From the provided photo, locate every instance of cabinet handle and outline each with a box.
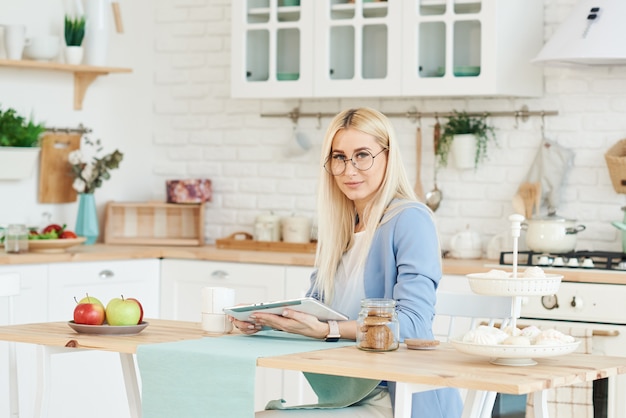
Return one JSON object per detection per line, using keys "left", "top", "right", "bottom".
{"left": 99, "top": 270, "right": 115, "bottom": 280}
{"left": 210, "top": 270, "right": 229, "bottom": 280}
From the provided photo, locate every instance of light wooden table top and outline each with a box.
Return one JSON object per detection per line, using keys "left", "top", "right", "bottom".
{"left": 2, "top": 320, "right": 626, "bottom": 397}
{"left": 0, "top": 319, "right": 208, "bottom": 353}
{"left": 258, "top": 343, "right": 626, "bottom": 396}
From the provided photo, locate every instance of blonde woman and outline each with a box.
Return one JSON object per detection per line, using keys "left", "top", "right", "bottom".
{"left": 232, "top": 108, "right": 463, "bottom": 418}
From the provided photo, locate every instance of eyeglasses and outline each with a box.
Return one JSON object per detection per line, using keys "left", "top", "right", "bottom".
{"left": 323, "top": 148, "right": 388, "bottom": 176}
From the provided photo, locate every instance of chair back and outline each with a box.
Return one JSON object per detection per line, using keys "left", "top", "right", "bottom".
{"left": 0, "top": 273, "right": 21, "bottom": 325}
{"left": 434, "top": 291, "right": 513, "bottom": 342}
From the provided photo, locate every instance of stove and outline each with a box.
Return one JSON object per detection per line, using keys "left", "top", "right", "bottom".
{"left": 499, "top": 250, "right": 626, "bottom": 271}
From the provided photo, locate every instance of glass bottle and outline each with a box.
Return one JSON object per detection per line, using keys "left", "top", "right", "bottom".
{"left": 357, "top": 298, "right": 399, "bottom": 352}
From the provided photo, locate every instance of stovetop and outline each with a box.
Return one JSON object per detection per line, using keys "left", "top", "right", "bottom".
{"left": 499, "top": 250, "right": 626, "bottom": 271}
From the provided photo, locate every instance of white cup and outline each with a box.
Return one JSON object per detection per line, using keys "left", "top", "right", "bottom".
{"left": 201, "top": 287, "right": 235, "bottom": 314}
{"left": 3, "top": 24, "right": 26, "bottom": 60}
{"left": 201, "top": 312, "right": 233, "bottom": 334}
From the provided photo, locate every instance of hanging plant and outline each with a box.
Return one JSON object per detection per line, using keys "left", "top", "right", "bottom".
{"left": 436, "top": 111, "right": 497, "bottom": 169}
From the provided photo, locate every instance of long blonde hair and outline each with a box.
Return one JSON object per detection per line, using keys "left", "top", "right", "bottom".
{"left": 314, "top": 108, "right": 417, "bottom": 302}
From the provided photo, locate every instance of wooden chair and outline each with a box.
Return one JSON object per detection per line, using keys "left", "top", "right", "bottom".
{"left": 394, "top": 291, "right": 513, "bottom": 418}
{"left": 1, "top": 273, "right": 21, "bottom": 418}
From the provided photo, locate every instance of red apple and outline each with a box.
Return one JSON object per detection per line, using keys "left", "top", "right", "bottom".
{"left": 73, "top": 301, "right": 106, "bottom": 325}
{"left": 127, "top": 298, "right": 144, "bottom": 323}
{"left": 106, "top": 296, "right": 142, "bottom": 326}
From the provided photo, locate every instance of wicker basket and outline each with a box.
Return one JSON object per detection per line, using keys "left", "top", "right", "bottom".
{"left": 605, "top": 139, "right": 626, "bottom": 194}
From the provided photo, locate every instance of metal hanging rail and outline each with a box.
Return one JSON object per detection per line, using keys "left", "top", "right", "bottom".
{"left": 261, "top": 105, "right": 559, "bottom": 125}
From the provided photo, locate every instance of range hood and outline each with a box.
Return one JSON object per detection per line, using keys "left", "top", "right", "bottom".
{"left": 533, "top": 0, "right": 626, "bottom": 66}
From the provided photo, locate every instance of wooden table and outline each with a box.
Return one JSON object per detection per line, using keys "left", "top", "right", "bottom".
{"left": 2, "top": 320, "right": 626, "bottom": 418}
{"left": 258, "top": 343, "right": 626, "bottom": 418}
{"left": 0, "top": 319, "right": 207, "bottom": 418}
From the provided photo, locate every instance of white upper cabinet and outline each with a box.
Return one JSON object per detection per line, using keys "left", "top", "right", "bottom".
{"left": 231, "top": 0, "right": 315, "bottom": 98}
{"left": 401, "top": 0, "right": 543, "bottom": 97}
{"left": 231, "top": 0, "right": 543, "bottom": 98}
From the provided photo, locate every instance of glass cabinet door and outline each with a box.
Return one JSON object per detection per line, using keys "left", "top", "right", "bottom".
{"left": 314, "top": 0, "right": 403, "bottom": 97}
{"left": 232, "top": 0, "right": 314, "bottom": 98}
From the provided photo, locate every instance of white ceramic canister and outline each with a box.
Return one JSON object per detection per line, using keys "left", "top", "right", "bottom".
{"left": 254, "top": 212, "right": 281, "bottom": 242}
{"left": 281, "top": 216, "right": 312, "bottom": 243}
{"left": 449, "top": 225, "right": 482, "bottom": 259}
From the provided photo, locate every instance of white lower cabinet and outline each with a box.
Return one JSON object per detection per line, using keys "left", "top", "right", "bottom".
{"left": 160, "top": 260, "right": 317, "bottom": 411}
{"left": 45, "top": 259, "right": 160, "bottom": 418}
{"left": 0, "top": 264, "right": 48, "bottom": 418}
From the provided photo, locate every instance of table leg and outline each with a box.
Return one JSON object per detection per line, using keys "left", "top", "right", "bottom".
{"left": 462, "top": 390, "right": 494, "bottom": 418}
{"left": 8, "top": 341, "right": 19, "bottom": 418}
{"left": 34, "top": 345, "right": 54, "bottom": 418}
{"left": 119, "top": 353, "right": 142, "bottom": 418}
{"left": 533, "top": 390, "right": 550, "bottom": 418}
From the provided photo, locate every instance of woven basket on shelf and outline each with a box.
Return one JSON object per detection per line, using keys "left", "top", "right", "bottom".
{"left": 605, "top": 138, "right": 626, "bottom": 194}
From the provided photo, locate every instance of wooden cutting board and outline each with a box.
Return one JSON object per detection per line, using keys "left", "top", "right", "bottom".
{"left": 38, "top": 133, "right": 82, "bottom": 203}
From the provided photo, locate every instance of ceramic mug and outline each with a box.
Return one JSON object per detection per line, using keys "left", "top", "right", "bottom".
{"left": 3, "top": 24, "right": 26, "bottom": 60}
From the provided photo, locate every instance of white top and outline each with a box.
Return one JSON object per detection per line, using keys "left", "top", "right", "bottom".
{"left": 330, "top": 232, "right": 366, "bottom": 320}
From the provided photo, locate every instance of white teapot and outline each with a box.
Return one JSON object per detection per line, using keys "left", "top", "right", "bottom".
{"left": 449, "top": 225, "right": 483, "bottom": 259}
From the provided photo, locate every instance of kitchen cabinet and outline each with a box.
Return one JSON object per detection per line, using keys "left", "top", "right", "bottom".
{"left": 0, "top": 59, "right": 132, "bottom": 110}
{"left": 45, "top": 259, "right": 160, "bottom": 418}
{"left": 231, "top": 0, "right": 543, "bottom": 99}
{"left": 0, "top": 265, "right": 48, "bottom": 418}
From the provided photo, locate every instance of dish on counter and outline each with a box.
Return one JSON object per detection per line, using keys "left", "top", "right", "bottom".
{"left": 453, "top": 66, "right": 481, "bottom": 77}
{"left": 28, "top": 237, "right": 87, "bottom": 253}
{"left": 451, "top": 338, "right": 580, "bottom": 366}
{"left": 67, "top": 321, "right": 149, "bottom": 335}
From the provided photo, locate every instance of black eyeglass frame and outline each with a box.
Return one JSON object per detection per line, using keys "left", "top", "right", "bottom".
{"left": 323, "top": 148, "right": 388, "bottom": 176}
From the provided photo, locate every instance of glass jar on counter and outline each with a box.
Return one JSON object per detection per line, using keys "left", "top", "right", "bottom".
{"left": 4, "top": 224, "right": 29, "bottom": 254}
{"left": 356, "top": 298, "right": 399, "bottom": 352}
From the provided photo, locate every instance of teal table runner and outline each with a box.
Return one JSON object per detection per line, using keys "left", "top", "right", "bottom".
{"left": 137, "top": 331, "right": 378, "bottom": 418}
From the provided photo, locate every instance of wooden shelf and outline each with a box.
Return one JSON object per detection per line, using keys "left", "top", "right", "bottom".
{"left": 0, "top": 59, "right": 132, "bottom": 110}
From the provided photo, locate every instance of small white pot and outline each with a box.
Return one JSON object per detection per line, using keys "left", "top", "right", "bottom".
{"left": 450, "top": 134, "right": 477, "bottom": 169}
{"left": 0, "top": 147, "right": 40, "bottom": 180}
{"left": 523, "top": 217, "right": 586, "bottom": 254}
{"left": 65, "top": 46, "right": 84, "bottom": 65}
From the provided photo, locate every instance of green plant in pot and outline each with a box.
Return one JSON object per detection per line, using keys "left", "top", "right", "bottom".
{"left": 436, "top": 111, "right": 497, "bottom": 170}
{"left": 0, "top": 106, "right": 46, "bottom": 180}
{"left": 0, "top": 106, "right": 45, "bottom": 148}
{"left": 64, "top": 15, "right": 86, "bottom": 65}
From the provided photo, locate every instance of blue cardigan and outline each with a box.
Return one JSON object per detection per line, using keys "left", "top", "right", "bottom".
{"left": 308, "top": 200, "right": 463, "bottom": 418}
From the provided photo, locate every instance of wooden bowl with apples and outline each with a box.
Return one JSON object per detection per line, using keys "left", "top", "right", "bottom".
{"left": 69, "top": 294, "right": 148, "bottom": 335}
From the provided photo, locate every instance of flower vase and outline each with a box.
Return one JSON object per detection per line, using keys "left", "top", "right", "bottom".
{"left": 75, "top": 193, "right": 99, "bottom": 245}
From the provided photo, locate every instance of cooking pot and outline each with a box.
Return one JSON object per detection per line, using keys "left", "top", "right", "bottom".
{"left": 523, "top": 214, "right": 586, "bottom": 253}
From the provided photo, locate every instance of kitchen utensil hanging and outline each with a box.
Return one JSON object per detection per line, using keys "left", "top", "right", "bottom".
{"left": 413, "top": 117, "right": 425, "bottom": 201}
{"left": 425, "top": 118, "right": 443, "bottom": 211}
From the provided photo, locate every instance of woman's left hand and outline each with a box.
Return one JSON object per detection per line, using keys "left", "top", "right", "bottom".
{"left": 251, "top": 309, "right": 328, "bottom": 339}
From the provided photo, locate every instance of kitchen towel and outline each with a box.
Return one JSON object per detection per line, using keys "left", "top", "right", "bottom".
{"left": 136, "top": 331, "right": 378, "bottom": 418}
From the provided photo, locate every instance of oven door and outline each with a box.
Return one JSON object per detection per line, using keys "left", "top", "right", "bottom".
{"left": 518, "top": 318, "right": 626, "bottom": 418}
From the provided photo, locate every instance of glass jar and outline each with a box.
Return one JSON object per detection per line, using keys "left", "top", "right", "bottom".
{"left": 357, "top": 298, "right": 399, "bottom": 352}
{"left": 4, "top": 224, "right": 28, "bottom": 254}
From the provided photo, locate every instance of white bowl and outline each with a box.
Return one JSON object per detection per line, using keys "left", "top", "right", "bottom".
{"left": 23, "top": 35, "right": 60, "bottom": 61}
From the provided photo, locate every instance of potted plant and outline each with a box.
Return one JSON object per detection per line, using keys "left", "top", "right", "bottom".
{"left": 0, "top": 106, "right": 46, "bottom": 180}
{"left": 436, "top": 111, "right": 497, "bottom": 170}
{"left": 64, "top": 15, "right": 86, "bottom": 65}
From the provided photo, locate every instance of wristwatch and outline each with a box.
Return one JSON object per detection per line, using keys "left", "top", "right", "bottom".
{"left": 325, "top": 320, "right": 341, "bottom": 342}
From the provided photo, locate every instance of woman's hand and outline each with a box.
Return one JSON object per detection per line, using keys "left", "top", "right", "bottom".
{"left": 248, "top": 309, "right": 329, "bottom": 339}
{"left": 228, "top": 316, "right": 264, "bottom": 335}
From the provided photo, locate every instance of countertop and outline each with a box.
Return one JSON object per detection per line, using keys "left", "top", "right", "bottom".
{"left": 0, "top": 244, "right": 624, "bottom": 285}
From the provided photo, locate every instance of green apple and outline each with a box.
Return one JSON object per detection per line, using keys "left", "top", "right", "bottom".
{"left": 106, "top": 296, "right": 142, "bottom": 326}
{"left": 78, "top": 294, "right": 105, "bottom": 310}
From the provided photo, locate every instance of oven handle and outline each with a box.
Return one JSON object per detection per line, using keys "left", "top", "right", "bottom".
{"left": 593, "top": 329, "right": 620, "bottom": 337}
{"left": 484, "top": 322, "right": 620, "bottom": 337}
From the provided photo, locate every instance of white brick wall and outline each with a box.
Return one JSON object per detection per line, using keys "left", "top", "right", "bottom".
{"left": 151, "top": 0, "right": 626, "bottom": 256}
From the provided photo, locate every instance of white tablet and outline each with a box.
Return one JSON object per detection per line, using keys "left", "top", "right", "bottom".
{"left": 223, "top": 297, "right": 348, "bottom": 323}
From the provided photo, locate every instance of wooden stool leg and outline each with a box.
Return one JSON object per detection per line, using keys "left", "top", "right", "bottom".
{"left": 120, "top": 353, "right": 142, "bottom": 418}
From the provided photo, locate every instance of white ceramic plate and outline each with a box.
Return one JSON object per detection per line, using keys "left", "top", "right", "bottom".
{"left": 28, "top": 237, "right": 87, "bottom": 253}
{"left": 466, "top": 272, "right": 563, "bottom": 296}
{"left": 67, "top": 321, "right": 149, "bottom": 335}
{"left": 451, "top": 338, "right": 580, "bottom": 366}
